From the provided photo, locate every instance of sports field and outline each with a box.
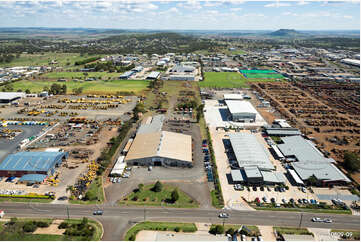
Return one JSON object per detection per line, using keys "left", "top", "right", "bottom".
{"left": 199, "top": 72, "right": 278, "bottom": 88}
{"left": 11, "top": 79, "right": 150, "bottom": 94}
{"left": 240, "top": 69, "right": 284, "bottom": 79}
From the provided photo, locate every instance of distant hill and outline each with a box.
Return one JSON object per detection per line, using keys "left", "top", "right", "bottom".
{"left": 267, "top": 29, "right": 308, "bottom": 37}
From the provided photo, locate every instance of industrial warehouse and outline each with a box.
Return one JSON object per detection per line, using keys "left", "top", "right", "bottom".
{"left": 0, "top": 151, "right": 68, "bottom": 178}
{"left": 125, "top": 131, "right": 192, "bottom": 167}
{"left": 124, "top": 115, "right": 193, "bottom": 167}
{"left": 0, "top": 92, "right": 26, "bottom": 104}
{"left": 277, "top": 136, "right": 351, "bottom": 186}
{"left": 225, "top": 100, "right": 257, "bottom": 122}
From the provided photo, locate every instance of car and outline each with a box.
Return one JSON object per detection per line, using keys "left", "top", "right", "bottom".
{"left": 202, "top": 139, "right": 207, "bottom": 145}
{"left": 93, "top": 210, "right": 103, "bottom": 215}
{"left": 33, "top": 184, "right": 39, "bottom": 188}
{"left": 257, "top": 236, "right": 263, "bottom": 241}
{"left": 312, "top": 217, "right": 323, "bottom": 222}
{"left": 255, "top": 197, "right": 261, "bottom": 203}
{"left": 218, "top": 212, "right": 229, "bottom": 218}
{"left": 234, "top": 184, "right": 244, "bottom": 191}
{"left": 303, "top": 199, "right": 308, "bottom": 204}
{"left": 289, "top": 198, "right": 295, "bottom": 204}
{"left": 253, "top": 187, "right": 257, "bottom": 191}
{"left": 262, "top": 197, "right": 268, "bottom": 203}
{"left": 148, "top": 166, "right": 152, "bottom": 171}
{"left": 117, "top": 177, "right": 121, "bottom": 183}
{"left": 58, "top": 196, "right": 68, "bottom": 201}
{"left": 301, "top": 187, "right": 307, "bottom": 193}
{"left": 266, "top": 186, "right": 271, "bottom": 192}
{"left": 323, "top": 218, "right": 333, "bottom": 223}
{"left": 251, "top": 237, "right": 257, "bottom": 241}
{"left": 125, "top": 167, "right": 132, "bottom": 171}
{"left": 275, "top": 203, "right": 281, "bottom": 208}
{"left": 282, "top": 198, "right": 287, "bottom": 204}
{"left": 271, "top": 198, "right": 276, "bottom": 203}
{"left": 274, "top": 187, "right": 278, "bottom": 192}
{"left": 260, "top": 186, "right": 264, "bottom": 191}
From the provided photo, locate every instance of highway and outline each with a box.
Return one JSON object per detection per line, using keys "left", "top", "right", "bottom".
{"left": 1, "top": 203, "right": 359, "bottom": 240}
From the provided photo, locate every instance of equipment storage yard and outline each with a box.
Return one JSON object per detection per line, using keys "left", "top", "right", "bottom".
{"left": 0, "top": 94, "right": 138, "bottom": 121}
{"left": 251, "top": 82, "right": 360, "bottom": 183}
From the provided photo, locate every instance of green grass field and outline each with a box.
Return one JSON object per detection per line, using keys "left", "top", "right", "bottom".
{"left": 243, "top": 73, "right": 284, "bottom": 79}
{"left": 119, "top": 184, "right": 198, "bottom": 208}
{"left": 200, "top": 72, "right": 277, "bottom": 88}
{"left": 0, "top": 53, "right": 96, "bottom": 68}
{"left": 11, "top": 79, "right": 150, "bottom": 94}
{"left": 43, "top": 71, "right": 121, "bottom": 79}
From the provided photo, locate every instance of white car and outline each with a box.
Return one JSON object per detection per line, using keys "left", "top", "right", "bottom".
{"left": 323, "top": 218, "right": 333, "bottom": 223}
{"left": 218, "top": 212, "right": 229, "bottom": 218}
{"left": 312, "top": 217, "right": 323, "bottom": 222}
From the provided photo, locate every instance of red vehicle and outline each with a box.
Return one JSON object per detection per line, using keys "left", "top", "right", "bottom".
{"left": 255, "top": 197, "right": 261, "bottom": 203}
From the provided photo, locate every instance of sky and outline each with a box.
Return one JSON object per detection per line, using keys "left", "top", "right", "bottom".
{"left": 0, "top": 0, "right": 359, "bottom": 30}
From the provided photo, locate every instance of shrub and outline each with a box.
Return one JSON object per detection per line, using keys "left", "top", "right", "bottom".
{"left": 23, "top": 222, "right": 37, "bottom": 233}
{"left": 209, "top": 225, "right": 224, "bottom": 235}
{"left": 152, "top": 181, "right": 163, "bottom": 192}
{"left": 226, "top": 228, "right": 235, "bottom": 235}
{"left": 171, "top": 189, "right": 179, "bottom": 203}
{"left": 129, "top": 234, "right": 136, "bottom": 241}
{"left": 174, "top": 227, "right": 180, "bottom": 232}
{"left": 36, "top": 221, "right": 49, "bottom": 228}
{"left": 58, "top": 222, "right": 69, "bottom": 229}
{"left": 182, "top": 226, "right": 197, "bottom": 233}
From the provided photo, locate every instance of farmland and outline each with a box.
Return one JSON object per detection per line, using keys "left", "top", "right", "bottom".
{"left": 43, "top": 71, "right": 121, "bottom": 79}
{"left": 11, "top": 79, "right": 150, "bottom": 95}
{"left": 199, "top": 72, "right": 278, "bottom": 88}
{"left": 0, "top": 53, "right": 96, "bottom": 68}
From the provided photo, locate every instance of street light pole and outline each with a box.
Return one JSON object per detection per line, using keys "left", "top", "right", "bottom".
{"left": 66, "top": 206, "right": 70, "bottom": 221}
{"left": 298, "top": 213, "right": 303, "bottom": 228}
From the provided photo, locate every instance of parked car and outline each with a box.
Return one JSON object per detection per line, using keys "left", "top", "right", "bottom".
{"left": 271, "top": 198, "right": 276, "bottom": 203}
{"left": 218, "top": 212, "right": 229, "bottom": 218}
{"left": 260, "top": 186, "right": 264, "bottom": 191}
{"left": 255, "top": 197, "right": 261, "bottom": 203}
{"left": 253, "top": 187, "right": 257, "bottom": 191}
{"left": 289, "top": 198, "right": 295, "bottom": 204}
{"left": 301, "top": 187, "right": 307, "bottom": 193}
{"left": 117, "top": 177, "right": 121, "bottom": 183}
{"left": 262, "top": 197, "right": 268, "bottom": 203}
{"left": 93, "top": 210, "right": 103, "bottom": 215}
{"left": 58, "top": 196, "right": 68, "bottom": 201}
{"left": 282, "top": 198, "right": 287, "bottom": 204}
{"left": 266, "top": 186, "right": 271, "bottom": 192}
{"left": 148, "top": 166, "right": 152, "bottom": 171}
{"left": 234, "top": 184, "right": 244, "bottom": 191}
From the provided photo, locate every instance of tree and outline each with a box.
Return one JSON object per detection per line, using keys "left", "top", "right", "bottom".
{"left": 209, "top": 225, "right": 224, "bottom": 235}
{"left": 343, "top": 151, "right": 360, "bottom": 173}
{"left": 171, "top": 189, "right": 179, "bottom": 203}
{"left": 23, "top": 222, "right": 37, "bottom": 232}
{"left": 138, "top": 183, "right": 144, "bottom": 192}
{"left": 307, "top": 175, "right": 319, "bottom": 186}
{"left": 152, "top": 181, "right": 163, "bottom": 192}
{"left": 226, "top": 228, "right": 235, "bottom": 236}
{"left": 61, "top": 84, "right": 67, "bottom": 94}
{"left": 25, "top": 89, "right": 31, "bottom": 94}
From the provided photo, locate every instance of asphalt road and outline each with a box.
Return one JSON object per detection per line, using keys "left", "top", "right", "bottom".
{"left": 0, "top": 203, "right": 359, "bottom": 240}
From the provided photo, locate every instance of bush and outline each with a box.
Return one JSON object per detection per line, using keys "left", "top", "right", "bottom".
{"left": 58, "top": 222, "right": 69, "bottom": 229}
{"left": 226, "top": 228, "right": 235, "bottom": 235}
{"left": 209, "top": 225, "right": 224, "bottom": 235}
{"left": 152, "top": 181, "right": 163, "bottom": 192}
{"left": 182, "top": 226, "right": 197, "bottom": 233}
{"left": 171, "top": 189, "right": 179, "bottom": 203}
{"left": 174, "top": 227, "right": 180, "bottom": 232}
{"left": 23, "top": 222, "right": 37, "bottom": 233}
{"left": 129, "top": 234, "right": 136, "bottom": 241}
{"left": 36, "top": 221, "right": 49, "bottom": 228}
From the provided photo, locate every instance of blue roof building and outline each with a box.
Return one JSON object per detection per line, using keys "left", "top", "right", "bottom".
{"left": 0, "top": 151, "right": 68, "bottom": 177}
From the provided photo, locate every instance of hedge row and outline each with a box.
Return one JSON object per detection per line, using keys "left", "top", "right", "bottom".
{"left": 206, "top": 126, "right": 224, "bottom": 208}
{"left": 0, "top": 194, "right": 51, "bottom": 199}
{"left": 74, "top": 56, "right": 100, "bottom": 66}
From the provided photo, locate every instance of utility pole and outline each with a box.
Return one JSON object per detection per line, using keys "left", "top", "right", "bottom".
{"left": 298, "top": 213, "right": 303, "bottom": 228}
{"left": 222, "top": 217, "right": 226, "bottom": 229}
{"left": 143, "top": 206, "right": 146, "bottom": 222}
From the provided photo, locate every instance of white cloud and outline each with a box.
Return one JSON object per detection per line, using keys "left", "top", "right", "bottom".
{"left": 203, "top": 1, "right": 224, "bottom": 7}
{"left": 344, "top": 15, "right": 353, "bottom": 19}
{"left": 297, "top": 0, "right": 309, "bottom": 5}
{"left": 264, "top": 2, "right": 291, "bottom": 8}
{"left": 230, "top": 7, "right": 242, "bottom": 12}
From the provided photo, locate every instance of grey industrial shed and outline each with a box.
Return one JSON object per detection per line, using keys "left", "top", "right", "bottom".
{"left": 229, "top": 133, "right": 274, "bottom": 170}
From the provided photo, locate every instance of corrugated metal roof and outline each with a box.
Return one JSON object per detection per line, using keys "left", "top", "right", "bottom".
{"left": 244, "top": 166, "right": 262, "bottom": 178}
{"left": 0, "top": 152, "right": 66, "bottom": 172}
{"left": 230, "top": 169, "right": 245, "bottom": 182}
{"left": 265, "top": 128, "right": 301, "bottom": 136}
{"left": 146, "top": 71, "right": 160, "bottom": 79}
{"left": 225, "top": 100, "right": 258, "bottom": 115}
{"left": 278, "top": 136, "right": 328, "bottom": 163}
{"left": 229, "top": 133, "right": 274, "bottom": 170}
{"left": 0, "top": 92, "right": 25, "bottom": 100}
{"left": 137, "top": 115, "right": 164, "bottom": 134}
{"left": 287, "top": 169, "right": 304, "bottom": 185}
{"left": 261, "top": 171, "right": 286, "bottom": 183}
{"left": 291, "top": 161, "right": 351, "bottom": 183}
{"left": 223, "top": 94, "right": 244, "bottom": 100}
{"left": 19, "top": 174, "right": 47, "bottom": 182}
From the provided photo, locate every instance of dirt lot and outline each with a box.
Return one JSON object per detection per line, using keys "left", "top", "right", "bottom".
{"left": 251, "top": 82, "right": 360, "bottom": 183}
